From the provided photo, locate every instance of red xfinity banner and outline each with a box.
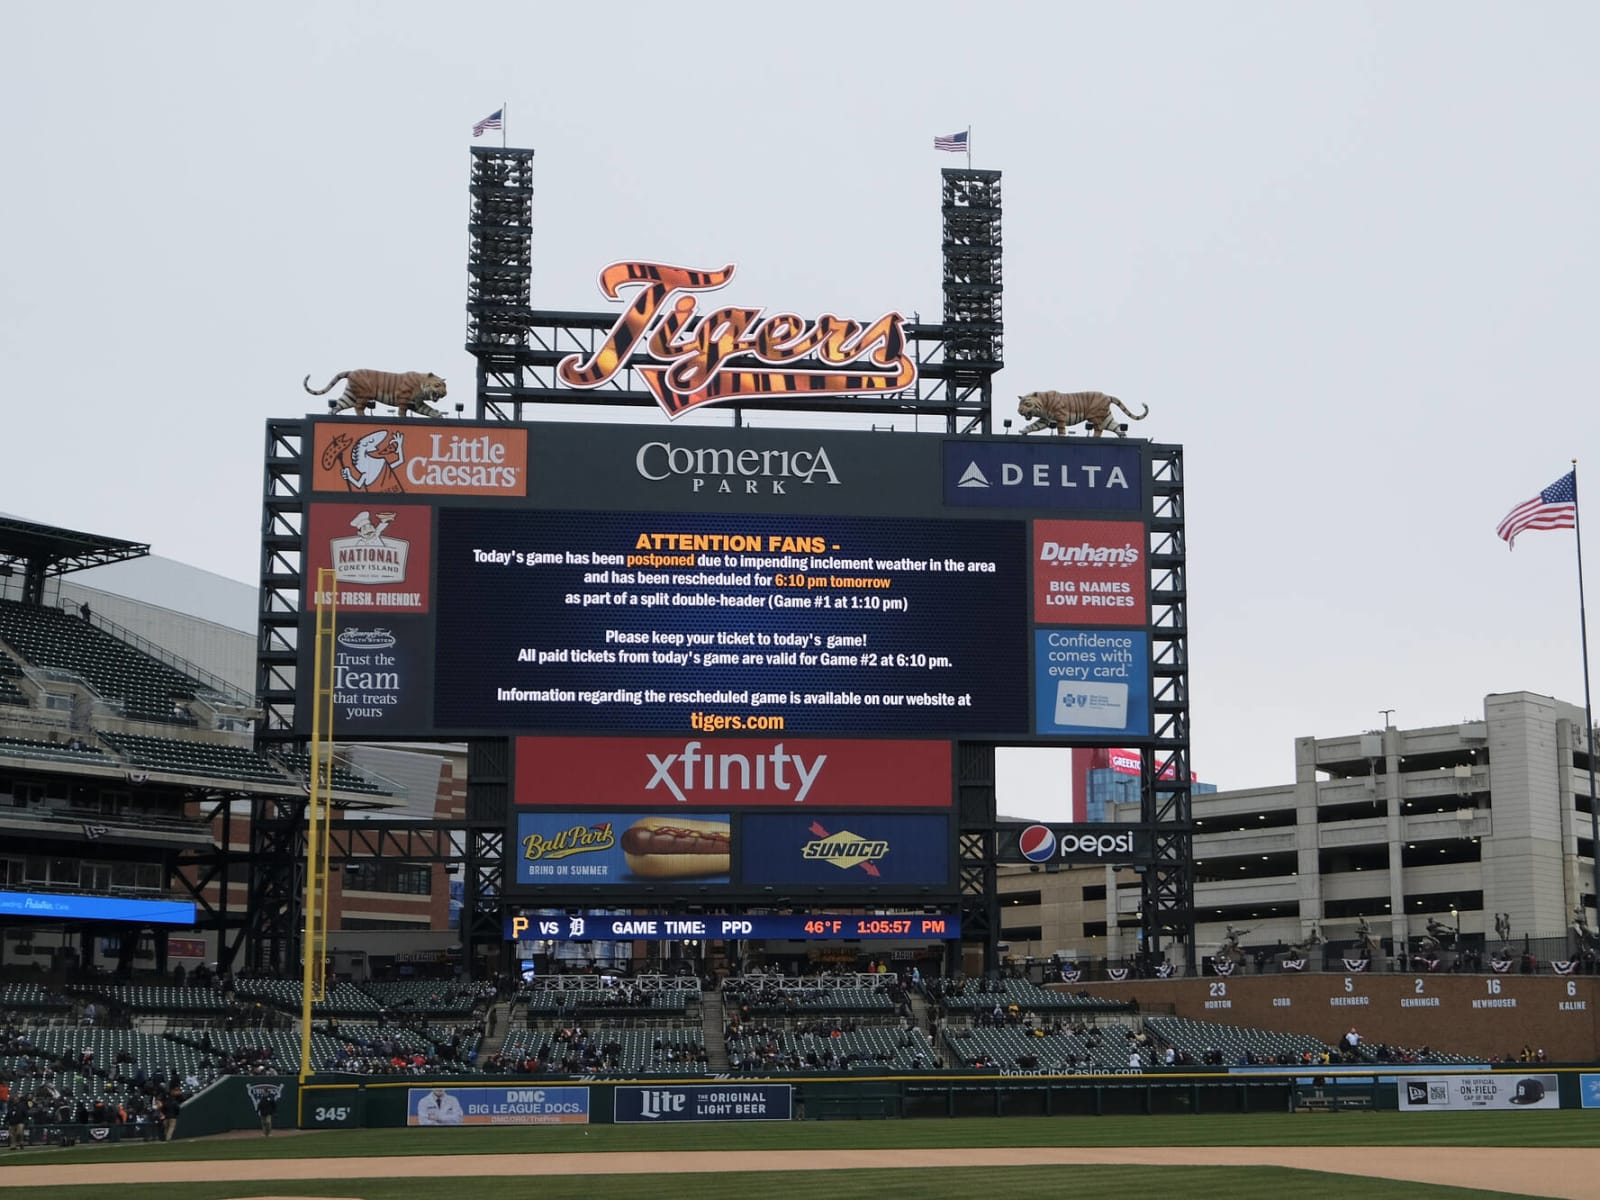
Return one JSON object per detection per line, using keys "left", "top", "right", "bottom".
{"left": 515, "top": 737, "right": 951, "bottom": 808}
{"left": 1033, "top": 519, "right": 1146, "bottom": 624}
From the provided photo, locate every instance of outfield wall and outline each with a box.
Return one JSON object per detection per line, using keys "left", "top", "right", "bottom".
{"left": 173, "top": 1068, "right": 1600, "bottom": 1137}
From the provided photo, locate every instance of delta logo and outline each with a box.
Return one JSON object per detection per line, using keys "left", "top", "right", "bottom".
{"left": 943, "top": 442, "right": 1142, "bottom": 512}
{"left": 556, "top": 261, "right": 915, "bottom": 419}
{"left": 801, "top": 821, "right": 889, "bottom": 876}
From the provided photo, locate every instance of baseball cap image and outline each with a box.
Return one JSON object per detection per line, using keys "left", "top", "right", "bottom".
{"left": 1509, "top": 1078, "right": 1546, "bottom": 1104}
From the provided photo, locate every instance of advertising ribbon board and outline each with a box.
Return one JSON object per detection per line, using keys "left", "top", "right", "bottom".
{"left": 1399, "top": 1075, "right": 1559, "bottom": 1111}
{"left": 614, "top": 1084, "right": 792, "bottom": 1123}
{"left": 406, "top": 1086, "right": 590, "bottom": 1126}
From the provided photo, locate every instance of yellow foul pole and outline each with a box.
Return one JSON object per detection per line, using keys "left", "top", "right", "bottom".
{"left": 299, "top": 567, "right": 337, "bottom": 1084}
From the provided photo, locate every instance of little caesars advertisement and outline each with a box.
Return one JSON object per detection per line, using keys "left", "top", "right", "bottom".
{"left": 1400, "top": 1074, "right": 1560, "bottom": 1111}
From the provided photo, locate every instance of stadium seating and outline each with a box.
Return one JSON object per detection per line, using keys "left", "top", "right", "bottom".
{"left": 271, "top": 749, "right": 395, "bottom": 797}
{"left": 940, "top": 1020, "right": 1139, "bottom": 1072}
{"left": 360, "top": 980, "right": 487, "bottom": 1015}
{"left": 1144, "top": 1015, "right": 1330, "bottom": 1064}
{"left": 0, "top": 651, "right": 28, "bottom": 706}
{"left": 0, "top": 735, "right": 109, "bottom": 766}
{"left": 98, "top": 732, "right": 288, "bottom": 786}
{"left": 0, "top": 981, "right": 72, "bottom": 1012}
{"left": 498, "top": 1026, "right": 707, "bottom": 1075}
{"left": 65, "top": 983, "right": 229, "bottom": 1015}
{"left": 929, "top": 977, "right": 1133, "bottom": 1014}
{"left": 233, "top": 977, "right": 384, "bottom": 1016}
{"left": 0, "top": 599, "right": 203, "bottom": 725}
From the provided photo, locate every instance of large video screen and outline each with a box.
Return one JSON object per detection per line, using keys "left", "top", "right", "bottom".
{"left": 294, "top": 418, "right": 1161, "bottom": 901}
{"left": 434, "top": 510, "right": 1027, "bottom": 736}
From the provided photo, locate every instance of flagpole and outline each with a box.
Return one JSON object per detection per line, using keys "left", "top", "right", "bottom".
{"left": 1573, "top": 459, "right": 1600, "bottom": 924}
{"left": 966, "top": 125, "right": 972, "bottom": 170}
{"left": 502, "top": 100, "right": 507, "bottom": 149}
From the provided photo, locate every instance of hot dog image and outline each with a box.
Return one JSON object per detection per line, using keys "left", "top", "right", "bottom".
{"left": 621, "top": 817, "right": 731, "bottom": 879}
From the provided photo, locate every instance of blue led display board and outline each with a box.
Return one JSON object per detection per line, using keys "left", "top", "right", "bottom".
{"left": 0, "top": 891, "right": 196, "bottom": 924}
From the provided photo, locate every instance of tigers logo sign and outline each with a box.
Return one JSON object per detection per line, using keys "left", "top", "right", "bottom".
{"left": 556, "top": 261, "right": 916, "bottom": 419}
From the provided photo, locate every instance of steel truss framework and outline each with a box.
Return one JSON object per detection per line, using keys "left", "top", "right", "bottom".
{"left": 242, "top": 153, "right": 1188, "bottom": 977}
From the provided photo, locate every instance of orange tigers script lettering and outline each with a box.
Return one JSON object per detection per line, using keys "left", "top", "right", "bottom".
{"left": 555, "top": 261, "right": 916, "bottom": 419}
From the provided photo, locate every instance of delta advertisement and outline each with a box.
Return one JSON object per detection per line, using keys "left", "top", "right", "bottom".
{"left": 513, "top": 737, "right": 952, "bottom": 808}
{"left": 406, "top": 1085, "right": 590, "bottom": 1126}
{"left": 1399, "top": 1074, "right": 1561, "bottom": 1111}
{"left": 614, "top": 1084, "right": 793, "bottom": 1123}
{"left": 738, "top": 812, "right": 950, "bottom": 887}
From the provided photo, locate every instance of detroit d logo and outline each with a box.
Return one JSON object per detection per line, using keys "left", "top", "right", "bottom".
{"left": 247, "top": 1083, "right": 284, "bottom": 1111}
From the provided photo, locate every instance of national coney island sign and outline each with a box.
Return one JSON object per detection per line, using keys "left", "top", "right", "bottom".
{"left": 556, "top": 261, "right": 916, "bottom": 419}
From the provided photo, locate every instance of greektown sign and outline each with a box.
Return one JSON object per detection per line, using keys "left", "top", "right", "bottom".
{"left": 556, "top": 262, "right": 916, "bottom": 419}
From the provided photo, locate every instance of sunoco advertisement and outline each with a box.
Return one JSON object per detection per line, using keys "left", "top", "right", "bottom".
{"left": 614, "top": 1084, "right": 792, "bottom": 1123}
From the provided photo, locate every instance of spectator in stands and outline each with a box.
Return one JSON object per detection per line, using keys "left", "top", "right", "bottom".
{"left": 79, "top": 603, "right": 91, "bottom": 622}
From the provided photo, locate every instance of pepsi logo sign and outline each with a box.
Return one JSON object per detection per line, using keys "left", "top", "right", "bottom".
{"left": 1019, "top": 825, "right": 1056, "bottom": 863}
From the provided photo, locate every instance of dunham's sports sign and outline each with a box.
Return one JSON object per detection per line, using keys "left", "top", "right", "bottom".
{"left": 555, "top": 261, "right": 915, "bottom": 419}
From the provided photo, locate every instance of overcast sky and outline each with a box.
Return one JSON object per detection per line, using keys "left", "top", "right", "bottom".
{"left": 4, "top": 3, "right": 1597, "bottom": 809}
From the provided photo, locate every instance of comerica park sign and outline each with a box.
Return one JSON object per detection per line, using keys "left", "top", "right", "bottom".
{"left": 556, "top": 261, "right": 916, "bottom": 419}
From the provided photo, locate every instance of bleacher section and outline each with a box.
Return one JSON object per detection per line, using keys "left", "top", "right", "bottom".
{"left": 498, "top": 1027, "right": 707, "bottom": 1075}
{"left": 525, "top": 988, "right": 694, "bottom": 1019}
{"left": 727, "top": 1024, "right": 937, "bottom": 1073}
{"left": 0, "top": 651, "right": 27, "bottom": 706}
{"left": 23, "top": 1027, "right": 213, "bottom": 1080}
{"left": 361, "top": 980, "right": 491, "bottom": 1015}
{"left": 66, "top": 983, "right": 229, "bottom": 1016}
{"left": 0, "top": 982, "right": 72, "bottom": 1013}
{"left": 271, "top": 749, "right": 395, "bottom": 798}
{"left": 940, "top": 1021, "right": 1138, "bottom": 1072}
{"left": 234, "top": 978, "right": 383, "bottom": 1016}
{"left": 929, "top": 978, "right": 1134, "bottom": 1014}
{"left": 98, "top": 732, "right": 287, "bottom": 786}
{"left": 0, "top": 735, "right": 109, "bottom": 767}
{"left": 0, "top": 599, "right": 202, "bottom": 725}
{"left": 1144, "top": 1015, "right": 1330, "bottom": 1065}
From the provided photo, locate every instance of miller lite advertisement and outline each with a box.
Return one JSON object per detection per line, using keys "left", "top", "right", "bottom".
{"left": 614, "top": 1084, "right": 792, "bottom": 1123}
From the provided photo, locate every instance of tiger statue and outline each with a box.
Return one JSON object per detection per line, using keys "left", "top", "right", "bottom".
{"left": 304, "top": 370, "right": 448, "bottom": 418}
{"left": 1017, "top": 391, "right": 1148, "bottom": 437}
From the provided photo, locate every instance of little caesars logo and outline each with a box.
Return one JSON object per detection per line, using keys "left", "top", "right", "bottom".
{"left": 557, "top": 260, "right": 915, "bottom": 419}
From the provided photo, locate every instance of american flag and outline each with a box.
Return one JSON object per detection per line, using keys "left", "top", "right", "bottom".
{"left": 1496, "top": 470, "right": 1577, "bottom": 547}
{"left": 933, "top": 130, "right": 968, "bottom": 152}
{"left": 472, "top": 108, "right": 503, "bottom": 138}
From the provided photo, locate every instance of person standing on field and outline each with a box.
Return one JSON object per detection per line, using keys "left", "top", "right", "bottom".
{"left": 257, "top": 1090, "right": 277, "bottom": 1137}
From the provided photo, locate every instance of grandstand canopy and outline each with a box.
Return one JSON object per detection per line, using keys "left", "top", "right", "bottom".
{"left": 0, "top": 515, "right": 150, "bottom": 605}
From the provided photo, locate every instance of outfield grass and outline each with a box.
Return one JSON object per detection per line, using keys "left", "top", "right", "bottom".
{"left": 0, "top": 1166, "right": 1554, "bottom": 1200}
{"left": 0, "top": 1112, "right": 1594, "bottom": 1168}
